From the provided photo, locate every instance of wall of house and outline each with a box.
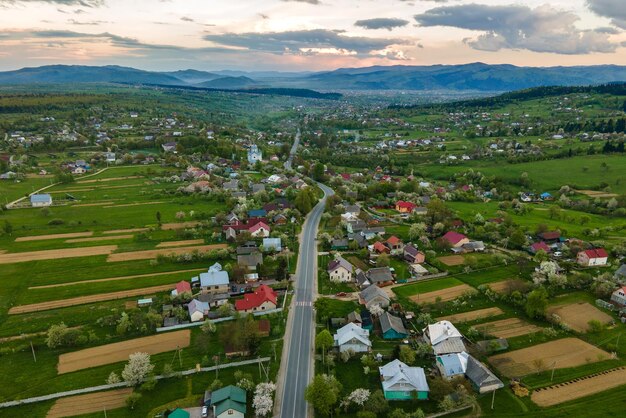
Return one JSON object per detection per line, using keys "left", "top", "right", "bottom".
{"left": 339, "top": 342, "right": 369, "bottom": 353}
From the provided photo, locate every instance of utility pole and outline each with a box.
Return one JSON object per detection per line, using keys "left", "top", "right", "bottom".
{"left": 491, "top": 389, "right": 496, "bottom": 410}
{"left": 30, "top": 341, "right": 37, "bottom": 362}
{"left": 103, "top": 407, "right": 107, "bottom": 418}
{"left": 551, "top": 361, "right": 557, "bottom": 382}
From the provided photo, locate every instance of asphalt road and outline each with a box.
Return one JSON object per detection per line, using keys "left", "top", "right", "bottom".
{"left": 283, "top": 129, "right": 300, "bottom": 171}
{"left": 278, "top": 182, "right": 333, "bottom": 418}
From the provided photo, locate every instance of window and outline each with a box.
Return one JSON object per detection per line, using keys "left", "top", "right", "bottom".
{"left": 228, "top": 410, "right": 233, "bottom": 415}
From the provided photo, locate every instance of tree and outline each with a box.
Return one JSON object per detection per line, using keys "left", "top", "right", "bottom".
{"left": 377, "top": 253, "right": 390, "bottom": 267}
{"left": 125, "top": 392, "right": 142, "bottom": 410}
{"left": 155, "top": 211, "right": 161, "bottom": 225}
{"left": 365, "top": 390, "right": 388, "bottom": 415}
{"left": 45, "top": 322, "right": 80, "bottom": 348}
{"left": 2, "top": 220, "right": 12, "bottom": 236}
{"left": 107, "top": 371, "right": 121, "bottom": 384}
{"left": 389, "top": 409, "right": 410, "bottom": 418}
{"left": 315, "top": 329, "right": 334, "bottom": 363}
{"left": 200, "top": 320, "right": 216, "bottom": 334}
{"left": 122, "top": 352, "right": 155, "bottom": 386}
{"left": 409, "top": 223, "right": 427, "bottom": 240}
{"left": 369, "top": 304, "right": 384, "bottom": 317}
{"left": 295, "top": 187, "right": 317, "bottom": 214}
{"left": 508, "top": 228, "right": 527, "bottom": 249}
{"left": 399, "top": 345, "right": 416, "bottom": 365}
{"left": 525, "top": 287, "right": 549, "bottom": 319}
{"left": 305, "top": 374, "right": 342, "bottom": 416}
{"left": 253, "top": 382, "right": 276, "bottom": 417}
{"left": 312, "top": 162, "right": 325, "bottom": 181}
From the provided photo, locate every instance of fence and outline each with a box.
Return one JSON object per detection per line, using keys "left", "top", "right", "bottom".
{"left": 156, "top": 308, "right": 283, "bottom": 332}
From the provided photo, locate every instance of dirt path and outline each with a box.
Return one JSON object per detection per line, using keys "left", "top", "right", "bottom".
{"left": 156, "top": 239, "right": 205, "bottom": 248}
{"left": 531, "top": 367, "right": 626, "bottom": 407}
{"left": 29, "top": 268, "right": 206, "bottom": 289}
{"left": 72, "top": 201, "right": 115, "bottom": 207}
{"left": 58, "top": 330, "right": 191, "bottom": 374}
{"left": 47, "top": 388, "right": 132, "bottom": 417}
{"left": 0, "top": 245, "right": 117, "bottom": 265}
{"left": 9, "top": 283, "right": 176, "bottom": 314}
{"left": 437, "top": 307, "right": 504, "bottom": 323}
{"left": 15, "top": 232, "right": 93, "bottom": 242}
{"left": 107, "top": 244, "right": 226, "bottom": 262}
{"left": 161, "top": 221, "right": 202, "bottom": 230}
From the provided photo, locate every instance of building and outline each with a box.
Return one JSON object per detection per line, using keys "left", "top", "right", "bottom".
{"left": 263, "top": 237, "right": 282, "bottom": 252}
{"left": 210, "top": 385, "right": 246, "bottom": 418}
{"left": 187, "top": 299, "right": 209, "bottom": 322}
{"left": 437, "top": 352, "right": 503, "bottom": 393}
{"left": 373, "top": 241, "right": 390, "bottom": 254}
{"left": 171, "top": 280, "right": 191, "bottom": 297}
{"left": 577, "top": 249, "right": 608, "bottom": 267}
{"left": 327, "top": 257, "right": 354, "bottom": 283}
{"left": 249, "top": 221, "right": 270, "bottom": 238}
{"left": 379, "top": 359, "right": 429, "bottom": 401}
{"left": 380, "top": 311, "right": 408, "bottom": 340}
{"left": 423, "top": 321, "right": 467, "bottom": 355}
{"left": 365, "top": 267, "right": 394, "bottom": 287}
{"left": 386, "top": 236, "right": 404, "bottom": 254}
{"left": 404, "top": 244, "right": 425, "bottom": 264}
{"left": 30, "top": 193, "right": 52, "bottom": 207}
{"left": 235, "top": 284, "right": 278, "bottom": 313}
{"left": 436, "top": 352, "right": 467, "bottom": 379}
{"left": 395, "top": 201, "right": 417, "bottom": 213}
{"left": 162, "top": 142, "right": 177, "bottom": 152}
{"left": 198, "top": 263, "right": 230, "bottom": 294}
{"left": 530, "top": 241, "right": 551, "bottom": 254}
{"left": 237, "top": 252, "right": 263, "bottom": 271}
{"left": 333, "top": 322, "right": 371, "bottom": 353}
{"left": 611, "top": 286, "right": 626, "bottom": 306}
{"left": 442, "top": 231, "right": 469, "bottom": 248}
{"left": 169, "top": 408, "right": 190, "bottom": 418}
{"left": 247, "top": 144, "right": 263, "bottom": 164}
{"left": 359, "top": 284, "right": 390, "bottom": 309}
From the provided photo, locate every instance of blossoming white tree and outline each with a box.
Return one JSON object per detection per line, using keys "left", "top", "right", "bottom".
{"left": 122, "top": 352, "right": 154, "bottom": 386}
{"left": 253, "top": 382, "right": 276, "bottom": 417}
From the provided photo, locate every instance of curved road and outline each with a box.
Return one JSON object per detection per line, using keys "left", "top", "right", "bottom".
{"left": 276, "top": 182, "right": 333, "bottom": 418}
{"left": 283, "top": 129, "right": 300, "bottom": 171}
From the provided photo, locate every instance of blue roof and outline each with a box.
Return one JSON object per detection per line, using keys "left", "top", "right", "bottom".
{"left": 30, "top": 194, "right": 52, "bottom": 203}
{"left": 248, "top": 209, "right": 267, "bottom": 218}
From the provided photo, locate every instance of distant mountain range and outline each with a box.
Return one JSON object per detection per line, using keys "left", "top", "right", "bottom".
{"left": 0, "top": 63, "right": 625, "bottom": 92}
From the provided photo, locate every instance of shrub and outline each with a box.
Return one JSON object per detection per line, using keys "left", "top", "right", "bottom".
{"left": 48, "top": 218, "right": 65, "bottom": 225}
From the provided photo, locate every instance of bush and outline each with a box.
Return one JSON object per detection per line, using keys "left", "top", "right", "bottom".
{"left": 48, "top": 218, "right": 65, "bottom": 225}
{"left": 125, "top": 392, "right": 142, "bottom": 410}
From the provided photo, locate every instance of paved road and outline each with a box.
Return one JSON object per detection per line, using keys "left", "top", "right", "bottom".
{"left": 278, "top": 182, "right": 333, "bottom": 418}
{"left": 283, "top": 129, "right": 300, "bottom": 171}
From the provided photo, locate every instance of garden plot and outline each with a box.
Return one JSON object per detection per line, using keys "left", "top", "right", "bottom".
{"left": 156, "top": 239, "right": 205, "bottom": 248}
{"left": 409, "top": 284, "right": 476, "bottom": 304}
{"left": 531, "top": 367, "right": 626, "bottom": 407}
{"left": 160, "top": 221, "right": 203, "bottom": 230}
{"left": 0, "top": 245, "right": 117, "bottom": 265}
{"left": 489, "top": 338, "right": 611, "bottom": 378}
{"left": 15, "top": 232, "right": 94, "bottom": 242}
{"left": 77, "top": 176, "right": 143, "bottom": 184}
{"left": 438, "top": 307, "right": 504, "bottom": 323}
{"left": 9, "top": 283, "right": 176, "bottom": 314}
{"left": 437, "top": 255, "right": 465, "bottom": 266}
{"left": 103, "top": 201, "right": 163, "bottom": 208}
{"left": 47, "top": 388, "right": 133, "bottom": 417}
{"left": 107, "top": 244, "right": 227, "bottom": 262}
{"left": 103, "top": 228, "right": 149, "bottom": 234}
{"left": 489, "top": 279, "right": 530, "bottom": 294}
{"left": 65, "top": 235, "right": 133, "bottom": 243}
{"left": 476, "top": 318, "right": 543, "bottom": 338}
{"left": 547, "top": 302, "right": 614, "bottom": 333}
{"left": 58, "top": 330, "right": 191, "bottom": 374}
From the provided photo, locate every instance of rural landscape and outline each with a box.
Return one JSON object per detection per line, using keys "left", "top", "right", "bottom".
{"left": 1, "top": 0, "right": 626, "bottom": 417}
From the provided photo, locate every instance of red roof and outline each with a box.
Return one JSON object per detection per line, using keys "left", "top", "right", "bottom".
{"left": 540, "top": 231, "right": 561, "bottom": 240}
{"left": 340, "top": 173, "right": 351, "bottom": 180}
{"left": 248, "top": 221, "right": 270, "bottom": 233}
{"left": 396, "top": 201, "right": 416, "bottom": 210}
{"left": 235, "top": 284, "right": 277, "bottom": 311}
{"left": 373, "top": 241, "right": 389, "bottom": 253}
{"left": 581, "top": 248, "right": 608, "bottom": 259}
{"left": 387, "top": 236, "right": 401, "bottom": 246}
{"left": 442, "top": 231, "right": 467, "bottom": 245}
{"left": 175, "top": 280, "right": 191, "bottom": 294}
{"left": 531, "top": 242, "right": 550, "bottom": 253}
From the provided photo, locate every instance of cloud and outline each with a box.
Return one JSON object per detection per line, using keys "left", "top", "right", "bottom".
{"left": 180, "top": 16, "right": 194, "bottom": 22}
{"left": 203, "top": 29, "right": 406, "bottom": 56}
{"left": 0, "top": 0, "right": 104, "bottom": 7}
{"left": 586, "top": 0, "right": 626, "bottom": 29}
{"left": 354, "top": 18, "right": 409, "bottom": 31}
{"left": 414, "top": 4, "right": 618, "bottom": 54}
{"left": 281, "top": 0, "right": 320, "bottom": 4}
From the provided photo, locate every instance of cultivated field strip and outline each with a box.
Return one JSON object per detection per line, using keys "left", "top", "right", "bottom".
{"left": 46, "top": 388, "right": 133, "bottom": 418}
{"left": 476, "top": 318, "right": 543, "bottom": 338}
{"left": 0, "top": 245, "right": 117, "bottom": 264}
{"left": 437, "top": 307, "right": 504, "bottom": 323}
{"left": 531, "top": 367, "right": 626, "bottom": 407}
{"left": 160, "top": 221, "right": 202, "bottom": 230}
{"left": 9, "top": 283, "right": 176, "bottom": 314}
{"left": 547, "top": 302, "right": 614, "bottom": 333}
{"left": 14, "top": 232, "right": 94, "bottom": 242}
{"left": 106, "top": 244, "right": 227, "bottom": 262}
{"left": 488, "top": 279, "right": 530, "bottom": 294}
{"left": 156, "top": 239, "right": 205, "bottom": 248}
{"left": 65, "top": 235, "right": 133, "bottom": 243}
{"left": 437, "top": 255, "right": 465, "bottom": 266}
{"left": 57, "top": 330, "right": 191, "bottom": 374}
{"left": 102, "top": 228, "right": 149, "bottom": 234}
{"left": 76, "top": 176, "right": 143, "bottom": 184}
{"left": 409, "top": 284, "right": 476, "bottom": 304}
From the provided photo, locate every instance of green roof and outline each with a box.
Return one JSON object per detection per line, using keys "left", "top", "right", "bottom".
{"left": 211, "top": 385, "right": 247, "bottom": 415}
{"left": 168, "top": 409, "right": 190, "bottom": 418}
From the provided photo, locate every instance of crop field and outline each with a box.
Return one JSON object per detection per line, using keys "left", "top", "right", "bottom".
{"left": 106, "top": 244, "right": 226, "bottom": 262}
{"left": 0, "top": 245, "right": 118, "bottom": 264}
{"left": 57, "top": 330, "right": 191, "bottom": 374}
{"left": 14, "top": 232, "right": 94, "bottom": 242}
{"left": 489, "top": 338, "right": 611, "bottom": 378}
{"left": 437, "top": 255, "right": 465, "bottom": 266}
{"left": 65, "top": 234, "right": 133, "bottom": 243}
{"left": 489, "top": 279, "right": 531, "bottom": 294}
{"left": 409, "top": 283, "right": 476, "bottom": 304}
{"left": 437, "top": 307, "right": 504, "bottom": 323}
{"left": 547, "top": 302, "right": 614, "bottom": 333}
{"left": 46, "top": 388, "right": 133, "bottom": 418}
{"left": 156, "top": 239, "right": 205, "bottom": 248}
{"left": 531, "top": 367, "right": 626, "bottom": 407}
{"left": 476, "top": 318, "right": 543, "bottom": 338}
{"left": 393, "top": 277, "right": 464, "bottom": 298}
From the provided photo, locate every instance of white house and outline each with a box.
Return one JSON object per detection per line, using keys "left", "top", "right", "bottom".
{"left": 577, "top": 249, "right": 608, "bottom": 267}
{"left": 334, "top": 323, "right": 371, "bottom": 353}
{"left": 247, "top": 144, "right": 262, "bottom": 164}
{"left": 611, "top": 286, "right": 626, "bottom": 306}
{"left": 379, "top": 359, "right": 429, "bottom": 401}
{"left": 327, "top": 256, "right": 354, "bottom": 283}
{"left": 187, "top": 299, "right": 209, "bottom": 322}
{"left": 30, "top": 194, "right": 52, "bottom": 207}
{"left": 197, "top": 263, "right": 230, "bottom": 294}
{"left": 423, "top": 321, "right": 467, "bottom": 355}
{"left": 262, "top": 237, "right": 282, "bottom": 252}
{"left": 72, "top": 166, "right": 87, "bottom": 175}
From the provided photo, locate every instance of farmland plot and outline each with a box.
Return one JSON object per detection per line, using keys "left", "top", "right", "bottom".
{"left": 409, "top": 284, "right": 476, "bottom": 304}
{"left": 46, "top": 388, "right": 133, "bottom": 418}
{"left": 547, "top": 302, "right": 613, "bottom": 333}
{"left": 476, "top": 318, "right": 543, "bottom": 338}
{"left": 438, "top": 307, "right": 504, "bottom": 323}
{"left": 106, "top": 244, "right": 227, "bottom": 262}
{"left": 0, "top": 245, "right": 117, "bottom": 264}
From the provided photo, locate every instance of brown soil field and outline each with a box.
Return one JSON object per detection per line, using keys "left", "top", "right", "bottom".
{"left": 103, "top": 228, "right": 149, "bottom": 234}
{"left": 531, "top": 367, "right": 626, "bottom": 407}
{"left": 58, "top": 330, "right": 191, "bottom": 374}
{"left": 72, "top": 201, "right": 115, "bottom": 207}
{"left": 77, "top": 176, "right": 143, "bottom": 184}
{"left": 548, "top": 302, "right": 613, "bottom": 333}
{"left": 161, "top": 221, "right": 202, "bottom": 230}
{"left": 489, "top": 338, "right": 611, "bottom": 378}
{"left": 15, "top": 232, "right": 94, "bottom": 242}
{"left": 438, "top": 307, "right": 505, "bottom": 323}
{"left": 49, "top": 188, "right": 95, "bottom": 193}
{"left": 107, "top": 244, "right": 226, "bottom": 262}
{"left": 103, "top": 201, "right": 163, "bottom": 208}
{"left": 0, "top": 245, "right": 117, "bottom": 265}
{"left": 47, "top": 388, "right": 134, "bottom": 417}
{"left": 575, "top": 189, "right": 618, "bottom": 198}
{"left": 489, "top": 279, "right": 531, "bottom": 294}
{"left": 156, "top": 239, "right": 205, "bottom": 248}
{"left": 437, "top": 255, "right": 465, "bottom": 266}
{"left": 65, "top": 235, "right": 133, "bottom": 243}
{"left": 29, "top": 268, "right": 206, "bottom": 289}
{"left": 476, "top": 318, "right": 543, "bottom": 338}
{"left": 9, "top": 283, "right": 176, "bottom": 314}
{"left": 410, "top": 284, "right": 477, "bottom": 305}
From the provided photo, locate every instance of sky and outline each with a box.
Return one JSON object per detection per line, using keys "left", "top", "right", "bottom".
{"left": 0, "top": 0, "right": 625, "bottom": 71}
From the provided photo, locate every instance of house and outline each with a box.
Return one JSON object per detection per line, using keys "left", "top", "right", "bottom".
{"left": 162, "top": 142, "right": 177, "bottom": 152}
{"left": 331, "top": 238, "right": 349, "bottom": 250}
{"left": 530, "top": 241, "right": 551, "bottom": 254}
{"left": 223, "top": 179, "right": 239, "bottom": 191}
{"left": 104, "top": 152, "right": 116, "bottom": 162}
{"left": 366, "top": 267, "right": 394, "bottom": 287}
{"left": 615, "top": 264, "right": 626, "bottom": 282}
{"left": 235, "top": 284, "right": 278, "bottom": 313}
{"left": 359, "top": 284, "right": 390, "bottom": 309}
{"left": 327, "top": 256, "right": 354, "bottom": 283}
{"left": 577, "top": 248, "right": 608, "bottom": 267}
{"left": 346, "top": 311, "right": 362, "bottom": 327}
{"left": 171, "top": 280, "right": 191, "bottom": 297}
{"left": 442, "top": 231, "right": 469, "bottom": 248}
{"left": 436, "top": 352, "right": 468, "bottom": 379}
{"left": 249, "top": 221, "right": 270, "bottom": 238}
{"left": 540, "top": 192, "right": 554, "bottom": 201}
{"left": 423, "top": 321, "right": 467, "bottom": 355}
{"left": 437, "top": 352, "right": 504, "bottom": 393}
{"left": 355, "top": 269, "right": 371, "bottom": 289}
{"left": 539, "top": 231, "right": 561, "bottom": 243}
{"left": 251, "top": 183, "right": 265, "bottom": 194}
{"left": 379, "top": 359, "right": 429, "bottom": 401}
{"left": 334, "top": 322, "right": 371, "bottom": 353}
{"left": 386, "top": 236, "right": 403, "bottom": 254}
{"left": 247, "top": 144, "right": 262, "bottom": 164}
{"left": 237, "top": 252, "right": 263, "bottom": 270}
{"left": 210, "top": 385, "right": 246, "bottom": 418}
{"left": 263, "top": 237, "right": 282, "bottom": 252}
{"left": 273, "top": 213, "right": 288, "bottom": 225}
{"left": 187, "top": 299, "right": 209, "bottom": 322}
{"left": 404, "top": 244, "right": 425, "bottom": 264}
{"left": 462, "top": 241, "right": 486, "bottom": 252}
{"left": 197, "top": 292, "right": 229, "bottom": 309}
{"left": 395, "top": 201, "right": 416, "bottom": 213}
{"left": 198, "top": 263, "right": 230, "bottom": 294}
{"left": 30, "top": 193, "right": 52, "bottom": 207}
{"left": 373, "top": 241, "right": 390, "bottom": 254}
{"left": 611, "top": 286, "right": 626, "bottom": 306}
{"left": 380, "top": 311, "right": 408, "bottom": 340}
{"left": 248, "top": 209, "right": 267, "bottom": 218}
{"left": 361, "top": 227, "right": 386, "bottom": 240}
{"left": 169, "top": 408, "right": 190, "bottom": 418}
